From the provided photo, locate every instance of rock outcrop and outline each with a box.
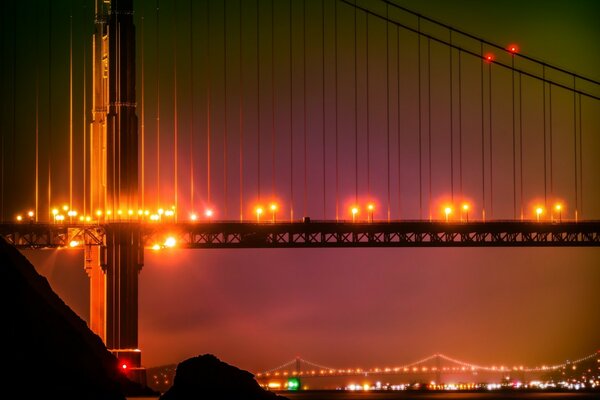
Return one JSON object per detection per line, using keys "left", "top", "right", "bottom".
{"left": 160, "top": 354, "right": 288, "bottom": 400}
{"left": 0, "top": 237, "right": 153, "bottom": 399}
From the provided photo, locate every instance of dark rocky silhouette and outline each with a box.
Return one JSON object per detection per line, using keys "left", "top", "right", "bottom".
{"left": 160, "top": 354, "right": 288, "bottom": 400}
{"left": 0, "top": 237, "right": 155, "bottom": 399}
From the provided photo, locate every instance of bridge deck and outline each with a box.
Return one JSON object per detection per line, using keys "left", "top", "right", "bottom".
{"left": 1, "top": 221, "right": 599, "bottom": 249}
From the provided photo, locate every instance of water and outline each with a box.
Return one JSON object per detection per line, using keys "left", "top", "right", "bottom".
{"left": 283, "top": 392, "right": 600, "bottom": 400}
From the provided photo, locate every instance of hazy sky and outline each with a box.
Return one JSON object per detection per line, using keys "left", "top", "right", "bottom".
{"left": 4, "top": 0, "right": 600, "bottom": 373}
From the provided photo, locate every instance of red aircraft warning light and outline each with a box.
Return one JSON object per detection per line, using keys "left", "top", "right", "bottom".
{"left": 484, "top": 53, "right": 495, "bottom": 62}
{"left": 507, "top": 44, "right": 520, "bottom": 54}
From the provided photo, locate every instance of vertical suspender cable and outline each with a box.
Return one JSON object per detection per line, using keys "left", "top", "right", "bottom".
{"left": 303, "top": 0, "right": 307, "bottom": 216}
{"left": 488, "top": 59, "right": 493, "bottom": 217}
{"left": 354, "top": 0, "right": 358, "bottom": 205}
{"left": 156, "top": 0, "right": 160, "bottom": 207}
{"left": 542, "top": 66, "right": 547, "bottom": 208}
{"left": 82, "top": 4, "right": 87, "bottom": 217}
{"left": 140, "top": 15, "right": 145, "bottom": 210}
{"left": 334, "top": 0, "right": 339, "bottom": 221}
{"left": 480, "top": 42, "right": 485, "bottom": 221}
{"left": 272, "top": 0, "right": 275, "bottom": 201}
{"left": 386, "top": 4, "right": 390, "bottom": 221}
{"left": 207, "top": 0, "right": 212, "bottom": 205}
{"left": 427, "top": 38, "right": 431, "bottom": 220}
{"left": 549, "top": 83, "right": 553, "bottom": 199}
{"left": 11, "top": 2, "right": 16, "bottom": 215}
{"left": 322, "top": 0, "right": 326, "bottom": 219}
{"left": 397, "top": 25, "right": 401, "bottom": 219}
{"left": 174, "top": 0, "right": 178, "bottom": 219}
{"left": 417, "top": 18, "right": 422, "bottom": 219}
{"left": 189, "top": 1, "right": 194, "bottom": 211}
{"left": 0, "top": 4, "right": 4, "bottom": 220}
{"left": 256, "top": 0, "right": 261, "bottom": 202}
{"left": 48, "top": 0, "right": 52, "bottom": 219}
{"left": 69, "top": 7, "right": 73, "bottom": 210}
{"left": 519, "top": 72, "right": 523, "bottom": 220}
{"left": 366, "top": 13, "right": 370, "bottom": 200}
{"left": 35, "top": 5, "right": 39, "bottom": 221}
{"left": 289, "top": 0, "right": 293, "bottom": 220}
{"left": 224, "top": 0, "right": 229, "bottom": 217}
{"left": 449, "top": 31, "right": 453, "bottom": 204}
{"left": 458, "top": 49, "right": 462, "bottom": 200}
{"left": 239, "top": 0, "right": 244, "bottom": 221}
{"left": 511, "top": 53, "right": 516, "bottom": 218}
{"left": 573, "top": 76, "right": 578, "bottom": 221}
{"left": 577, "top": 93, "right": 583, "bottom": 214}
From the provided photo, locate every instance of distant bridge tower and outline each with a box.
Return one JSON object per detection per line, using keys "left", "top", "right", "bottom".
{"left": 86, "top": 0, "right": 143, "bottom": 380}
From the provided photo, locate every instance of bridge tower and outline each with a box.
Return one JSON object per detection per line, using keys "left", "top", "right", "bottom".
{"left": 86, "top": 0, "right": 143, "bottom": 380}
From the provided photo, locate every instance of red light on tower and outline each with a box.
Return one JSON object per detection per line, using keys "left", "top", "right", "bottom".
{"left": 484, "top": 53, "right": 495, "bottom": 62}
{"left": 507, "top": 44, "right": 519, "bottom": 54}
{"left": 121, "top": 363, "right": 128, "bottom": 371}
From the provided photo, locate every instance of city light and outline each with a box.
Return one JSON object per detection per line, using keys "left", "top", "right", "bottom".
{"left": 69, "top": 240, "right": 79, "bottom": 247}
{"left": 164, "top": 237, "right": 176, "bottom": 248}
{"left": 27, "top": 210, "right": 34, "bottom": 218}
{"left": 16, "top": 215, "right": 22, "bottom": 221}
{"left": 351, "top": 207, "right": 359, "bottom": 223}
{"left": 444, "top": 207, "right": 452, "bottom": 222}
{"left": 535, "top": 206, "right": 544, "bottom": 222}
{"left": 151, "top": 244, "right": 161, "bottom": 251}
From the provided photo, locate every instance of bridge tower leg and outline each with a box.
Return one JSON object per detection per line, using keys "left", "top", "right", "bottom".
{"left": 88, "top": 0, "right": 143, "bottom": 383}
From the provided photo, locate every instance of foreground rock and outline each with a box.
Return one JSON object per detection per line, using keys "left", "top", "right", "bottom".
{"left": 0, "top": 237, "right": 154, "bottom": 399}
{"left": 161, "top": 354, "right": 288, "bottom": 400}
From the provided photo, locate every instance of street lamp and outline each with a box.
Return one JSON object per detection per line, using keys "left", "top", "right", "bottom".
{"left": 256, "top": 207, "right": 263, "bottom": 222}
{"left": 351, "top": 207, "right": 359, "bottom": 223}
{"left": 367, "top": 204, "right": 374, "bottom": 223}
{"left": 444, "top": 207, "right": 452, "bottom": 222}
{"left": 270, "top": 203, "right": 278, "bottom": 223}
{"left": 535, "top": 207, "right": 543, "bottom": 222}
{"left": 205, "top": 209, "right": 214, "bottom": 219}
{"left": 462, "top": 204, "right": 470, "bottom": 222}
{"left": 554, "top": 204, "right": 562, "bottom": 223}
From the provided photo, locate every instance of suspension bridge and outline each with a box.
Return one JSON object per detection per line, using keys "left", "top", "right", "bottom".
{"left": 0, "top": 0, "right": 599, "bottom": 383}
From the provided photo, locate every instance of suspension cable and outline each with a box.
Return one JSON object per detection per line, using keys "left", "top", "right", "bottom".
{"left": 189, "top": 1, "right": 194, "bottom": 211}
{"left": 480, "top": 42, "right": 485, "bottom": 221}
{"left": 256, "top": 0, "right": 260, "bottom": 203}
{"left": 289, "top": 0, "right": 293, "bottom": 221}
{"left": 239, "top": 0, "right": 244, "bottom": 221}
{"left": 354, "top": 0, "right": 358, "bottom": 205}
{"left": 322, "top": 0, "right": 326, "bottom": 219}
{"left": 549, "top": 83, "right": 553, "bottom": 199}
{"left": 519, "top": 72, "right": 523, "bottom": 220}
{"left": 417, "top": 17, "right": 422, "bottom": 219}
{"left": 449, "top": 31, "right": 453, "bottom": 204}
{"left": 207, "top": 0, "right": 212, "bottom": 206}
{"left": 173, "top": 0, "right": 178, "bottom": 219}
{"left": 35, "top": 5, "right": 39, "bottom": 221}
{"left": 140, "top": 14, "right": 145, "bottom": 210}
{"left": 224, "top": 0, "right": 229, "bottom": 217}
{"left": 542, "top": 65, "right": 547, "bottom": 208}
{"left": 386, "top": 3, "right": 390, "bottom": 221}
{"left": 488, "top": 59, "right": 493, "bottom": 218}
{"left": 334, "top": 0, "right": 339, "bottom": 221}
{"left": 578, "top": 92, "right": 582, "bottom": 217}
{"left": 511, "top": 53, "right": 516, "bottom": 219}
{"left": 458, "top": 49, "right": 462, "bottom": 200}
{"left": 427, "top": 37, "right": 431, "bottom": 220}
{"left": 48, "top": 1, "right": 52, "bottom": 220}
{"left": 156, "top": 0, "right": 160, "bottom": 207}
{"left": 366, "top": 12, "right": 370, "bottom": 200}
{"left": 573, "top": 76, "right": 578, "bottom": 220}
{"left": 397, "top": 25, "right": 401, "bottom": 219}
{"left": 303, "top": 0, "right": 307, "bottom": 216}
{"left": 272, "top": 0, "right": 276, "bottom": 202}
{"left": 69, "top": 7, "right": 73, "bottom": 210}
{"left": 82, "top": 3, "right": 87, "bottom": 218}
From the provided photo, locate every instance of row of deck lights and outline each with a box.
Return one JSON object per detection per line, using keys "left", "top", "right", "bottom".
{"left": 14, "top": 202, "right": 567, "bottom": 224}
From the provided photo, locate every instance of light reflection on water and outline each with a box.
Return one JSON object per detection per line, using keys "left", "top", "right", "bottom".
{"left": 283, "top": 392, "right": 600, "bottom": 400}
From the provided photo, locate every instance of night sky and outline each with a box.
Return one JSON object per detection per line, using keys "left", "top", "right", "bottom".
{"left": 3, "top": 0, "right": 600, "bottom": 373}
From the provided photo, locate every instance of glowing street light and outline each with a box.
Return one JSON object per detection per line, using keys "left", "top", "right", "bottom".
{"left": 367, "top": 204, "right": 374, "bottom": 223}
{"left": 205, "top": 209, "right": 214, "bottom": 219}
{"left": 190, "top": 213, "right": 198, "bottom": 221}
{"left": 16, "top": 215, "right": 23, "bottom": 222}
{"left": 554, "top": 204, "right": 562, "bottom": 222}
{"left": 270, "top": 203, "right": 278, "bottom": 223}
{"left": 27, "top": 210, "right": 34, "bottom": 221}
{"left": 255, "top": 207, "right": 264, "bottom": 223}
{"left": 351, "top": 207, "right": 359, "bottom": 223}
{"left": 462, "top": 203, "right": 470, "bottom": 222}
{"left": 444, "top": 207, "right": 452, "bottom": 222}
{"left": 535, "top": 207, "right": 544, "bottom": 222}
{"left": 151, "top": 244, "right": 161, "bottom": 251}
{"left": 69, "top": 240, "right": 79, "bottom": 248}
{"left": 164, "top": 237, "right": 176, "bottom": 248}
